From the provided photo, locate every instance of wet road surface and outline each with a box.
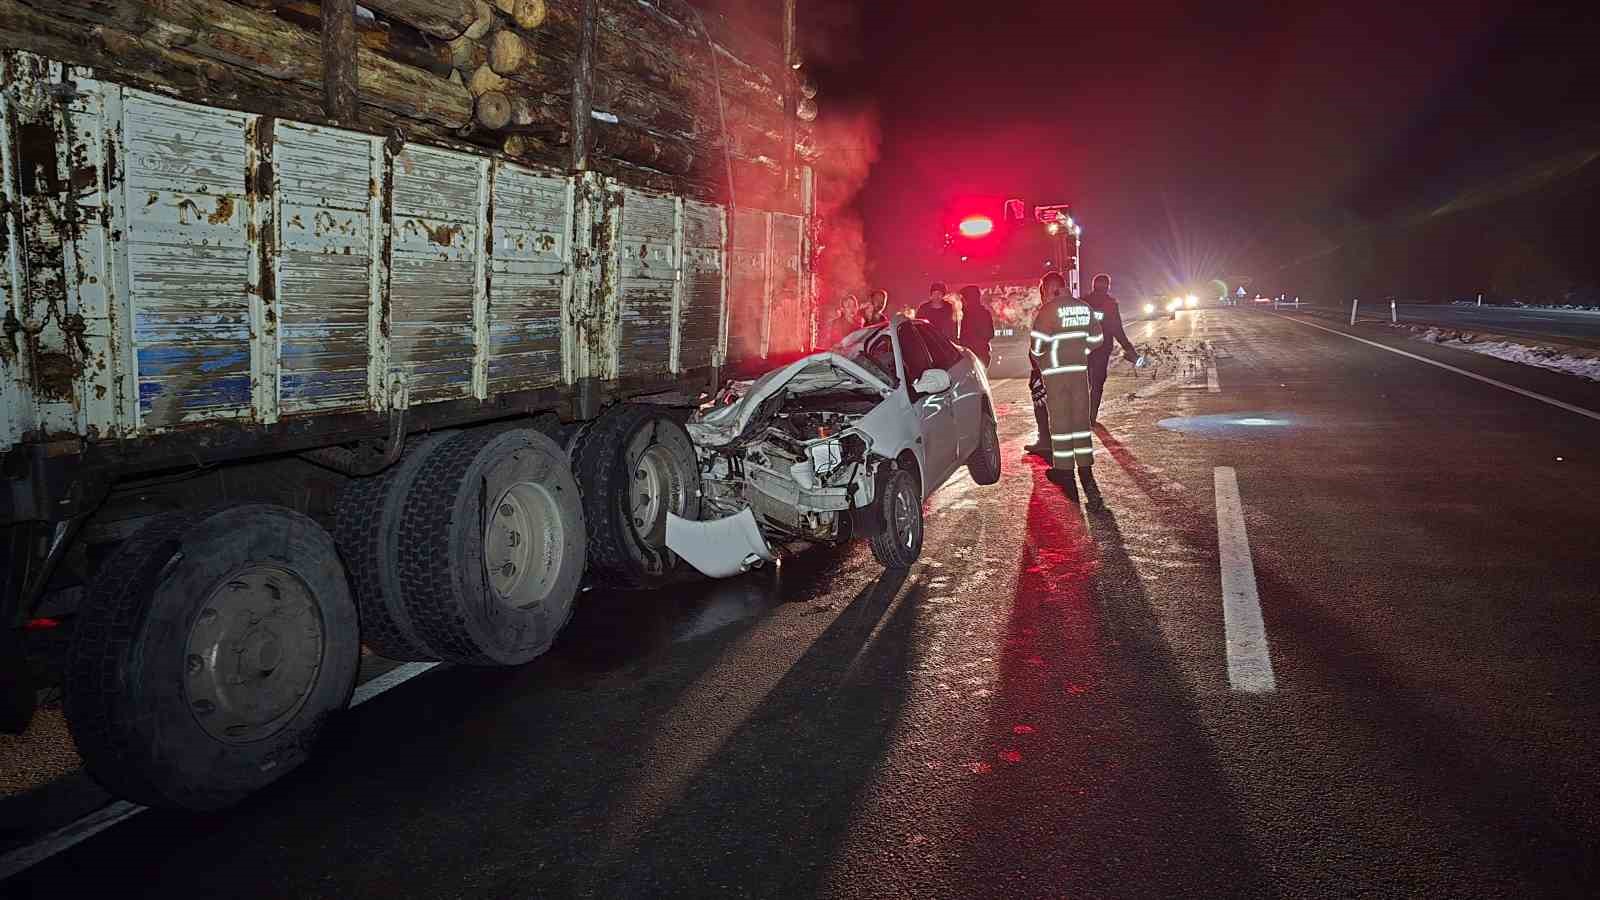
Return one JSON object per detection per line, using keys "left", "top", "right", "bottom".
{"left": 4, "top": 307, "right": 1600, "bottom": 897}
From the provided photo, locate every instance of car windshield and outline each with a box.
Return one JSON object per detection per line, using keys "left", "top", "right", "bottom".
{"left": 832, "top": 324, "right": 899, "bottom": 387}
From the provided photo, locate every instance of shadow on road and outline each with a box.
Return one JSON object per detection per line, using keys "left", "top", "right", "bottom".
{"left": 944, "top": 458, "right": 1269, "bottom": 897}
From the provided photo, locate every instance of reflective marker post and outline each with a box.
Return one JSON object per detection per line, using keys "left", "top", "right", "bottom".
{"left": 1391, "top": 299, "right": 1397, "bottom": 324}
{"left": 1477, "top": 292, "right": 1483, "bottom": 307}
{"left": 1350, "top": 297, "right": 1359, "bottom": 326}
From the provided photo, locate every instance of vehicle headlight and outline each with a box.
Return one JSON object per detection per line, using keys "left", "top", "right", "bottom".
{"left": 1143, "top": 303, "right": 1155, "bottom": 315}
{"left": 1185, "top": 294, "right": 1197, "bottom": 308}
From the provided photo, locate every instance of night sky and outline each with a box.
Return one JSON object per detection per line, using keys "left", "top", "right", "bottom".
{"left": 804, "top": 1, "right": 1600, "bottom": 304}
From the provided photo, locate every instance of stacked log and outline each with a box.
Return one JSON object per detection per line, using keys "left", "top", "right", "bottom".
{"left": 2, "top": 0, "right": 812, "bottom": 206}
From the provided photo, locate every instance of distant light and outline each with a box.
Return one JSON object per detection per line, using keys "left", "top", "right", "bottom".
{"left": 1143, "top": 303, "right": 1155, "bottom": 315}
{"left": 960, "top": 255, "right": 969, "bottom": 262}
{"left": 1047, "top": 222, "right": 1061, "bottom": 235}
{"left": 1186, "top": 294, "right": 1198, "bottom": 308}
{"left": 958, "top": 215, "right": 994, "bottom": 238}
{"left": 1066, "top": 217, "right": 1075, "bottom": 227}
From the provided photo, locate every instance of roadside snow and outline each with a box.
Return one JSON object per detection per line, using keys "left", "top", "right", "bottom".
{"left": 1449, "top": 299, "right": 1600, "bottom": 312}
{"left": 1416, "top": 328, "right": 1600, "bottom": 381}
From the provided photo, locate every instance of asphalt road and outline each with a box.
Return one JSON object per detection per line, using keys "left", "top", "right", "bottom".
{"left": 4, "top": 307, "right": 1600, "bottom": 898}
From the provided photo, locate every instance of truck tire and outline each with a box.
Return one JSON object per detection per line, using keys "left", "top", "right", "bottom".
{"left": 334, "top": 431, "right": 457, "bottom": 661}
{"left": 64, "top": 505, "right": 360, "bottom": 811}
{"left": 967, "top": 409, "right": 1002, "bottom": 485}
{"left": 869, "top": 467, "right": 924, "bottom": 569}
{"left": 397, "top": 428, "right": 585, "bottom": 665}
{"left": 570, "top": 404, "right": 701, "bottom": 587}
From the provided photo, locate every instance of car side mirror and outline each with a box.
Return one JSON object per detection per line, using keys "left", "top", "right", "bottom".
{"left": 913, "top": 369, "right": 952, "bottom": 394}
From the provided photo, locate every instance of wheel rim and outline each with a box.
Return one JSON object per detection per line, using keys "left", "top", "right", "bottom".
{"left": 486, "top": 481, "right": 563, "bottom": 610}
{"left": 893, "top": 479, "right": 920, "bottom": 550}
{"left": 185, "top": 566, "right": 324, "bottom": 744}
{"left": 627, "top": 430, "right": 689, "bottom": 548}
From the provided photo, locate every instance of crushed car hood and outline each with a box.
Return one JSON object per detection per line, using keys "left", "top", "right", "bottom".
{"left": 688, "top": 352, "right": 892, "bottom": 447}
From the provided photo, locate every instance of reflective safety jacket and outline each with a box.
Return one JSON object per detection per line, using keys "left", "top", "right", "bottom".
{"left": 1028, "top": 296, "right": 1106, "bottom": 374}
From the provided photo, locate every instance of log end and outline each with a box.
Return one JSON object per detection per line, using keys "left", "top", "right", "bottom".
{"left": 477, "top": 90, "right": 514, "bottom": 130}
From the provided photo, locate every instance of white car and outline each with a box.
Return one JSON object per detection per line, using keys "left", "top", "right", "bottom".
{"left": 666, "top": 315, "right": 1002, "bottom": 578}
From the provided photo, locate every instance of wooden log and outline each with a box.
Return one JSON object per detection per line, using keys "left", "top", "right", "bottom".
{"left": 592, "top": 116, "right": 693, "bottom": 176}
{"left": 323, "top": 0, "right": 359, "bottom": 122}
{"left": 468, "top": 62, "right": 509, "bottom": 96}
{"left": 361, "top": 0, "right": 481, "bottom": 40}
{"left": 474, "top": 89, "right": 565, "bottom": 132}
{"left": 494, "top": 0, "right": 548, "bottom": 30}
{"left": 463, "top": 0, "right": 496, "bottom": 39}
{"left": 23, "top": 0, "right": 472, "bottom": 128}
{"left": 488, "top": 26, "right": 540, "bottom": 78}
{"left": 448, "top": 33, "right": 487, "bottom": 71}
{"left": 276, "top": 1, "right": 456, "bottom": 78}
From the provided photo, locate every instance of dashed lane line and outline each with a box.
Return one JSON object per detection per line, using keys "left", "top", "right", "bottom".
{"left": 0, "top": 662, "right": 443, "bottom": 882}
{"left": 1207, "top": 364, "right": 1220, "bottom": 393}
{"left": 1214, "top": 467, "right": 1276, "bottom": 694}
{"left": 1273, "top": 312, "right": 1600, "bottom": 423}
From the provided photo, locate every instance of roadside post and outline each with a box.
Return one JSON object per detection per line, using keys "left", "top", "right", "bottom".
{"left": 1391, "top": 299, "right": 1397, "bottom": 324}
{"left": 1350, "top": 298, "right": 1359, "bottom": 325}
{"left": 1477, "top": 292, "right": 1483, "bottom": 307}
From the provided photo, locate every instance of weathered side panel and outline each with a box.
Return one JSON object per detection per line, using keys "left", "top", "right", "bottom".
{"left": 274, "top": 121, "right": 380, "bottom": 415}
{"left": 122, "top": 92, "right": 255, "bottom": 428}
{"left": 389, "top": 144, "right": 482, "bottom": 403}
{"left": 487, "top": 164, "right": 568, "bottom": 394}
{"left": 0, "top": 72, "right": 35, "bottom": 449}
{"left": 678, "top": 200, "right": 724, "bottom": 372}
{"left": 616, "top": 188, "right": 677, "bottom": 379}
{"left": 727, "top": 208, "right": 769, "bottom": 363}
{"left": 767, "top": 212, "right": 805, "bottom": 357}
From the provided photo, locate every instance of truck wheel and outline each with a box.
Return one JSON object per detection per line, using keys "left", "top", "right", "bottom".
{"left": 869, "top": 467, "right": 925, "bottom": 569}
{"left": 398, "top": 428, "right": 585, "bottom": 665}
{"left": 64, "top": 505, "right": 359, "bottom": 811}
{"left": 334, "top": 431, "right": 457, "bottom": 661}
{"left": 967, "top": 409, "right": 1002, "bottom": 485}
{"left": 571, "top": 405, "right": 701, "bottom": 587}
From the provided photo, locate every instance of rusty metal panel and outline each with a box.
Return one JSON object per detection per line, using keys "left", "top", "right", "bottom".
{"left": 0, "top": 69, "right": 33, "bottom": 451}
{"left": 487, "top": 163, "right": 569, "bottom": 394}
{"left": 121, "top": 92, "right": 255, "bottom": 427}
{"left": 727, "top": 208, "right": 769, "bottom": 363}
{"left": 616, "top": 188, "right": 677, "bottom": 379}
{"left": 273, "top": 121, "right": 380, "bottom": 415}
{"left": 678, "top": 200, "right": 723, "bottom": 372}
{"left": 388, "top": 144, "right": 483, "bottom": 403}
{"left": 767, "top": 213, "right": 805, "bottom": 357}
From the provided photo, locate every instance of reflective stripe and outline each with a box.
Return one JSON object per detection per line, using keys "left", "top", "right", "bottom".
{"left": 1053, "top": 450, "right": 1076, "bottom": 459}
{"left": 1069, "top": 430, "right": 1093, "bottom": 439}
{"left": 1030, "top": 331, "right": 1054, "bottom": 342}
{"left": 1041, "top": 365, "right": 1088, "bottom": 374}
{"left": 1051, "top": 433, "right": 1076, "bottom": 440}
{"left": 1086, "top": 334, "right": 1104, "bottom": 344}
{"left": 1074, "top": 447, "right": 1095, "bottom": 455}
{"left": 1093, "top": 310, "right": 1105, "bottom": 321}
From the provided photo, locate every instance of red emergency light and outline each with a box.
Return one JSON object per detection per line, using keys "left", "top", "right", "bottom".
{"left": 957, "top": 215, "right": 994, "bottom": 238}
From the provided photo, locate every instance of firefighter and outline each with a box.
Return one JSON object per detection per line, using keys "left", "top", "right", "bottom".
{"left": 1083, "top": 273, "right": 1140, "bottom": 424}
{"left": 1028, "top": 271, "right": 1105, "bottom": 504}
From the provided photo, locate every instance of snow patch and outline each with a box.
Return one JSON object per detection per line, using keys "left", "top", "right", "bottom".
{"left": 1415, "top": 328, "right": 1600, "bottom": 381}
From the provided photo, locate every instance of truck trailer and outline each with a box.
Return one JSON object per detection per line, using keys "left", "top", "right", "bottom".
{"left": 1, "top": 0, "right": 821, "bottom": 812}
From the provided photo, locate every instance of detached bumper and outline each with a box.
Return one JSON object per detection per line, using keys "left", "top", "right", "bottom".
{"left": 666, "top": 508, "right": 777, "bottom": 579}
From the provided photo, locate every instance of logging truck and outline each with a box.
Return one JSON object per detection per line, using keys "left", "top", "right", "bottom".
{"left": 1, "top": 0, "right": 825, "bottom": 811}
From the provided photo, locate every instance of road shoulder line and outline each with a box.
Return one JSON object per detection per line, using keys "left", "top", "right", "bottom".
{"left": 1272, "top": 312, "right": 1600, "bottom": 423}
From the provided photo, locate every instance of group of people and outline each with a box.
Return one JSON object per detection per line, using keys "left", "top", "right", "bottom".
{"left": 818, "top": 282, "right": 998, "bottom": 365}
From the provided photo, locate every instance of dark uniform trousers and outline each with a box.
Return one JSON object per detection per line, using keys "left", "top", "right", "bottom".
{"left": 1029, "top": 302, "right": 1105, "bottom": 471}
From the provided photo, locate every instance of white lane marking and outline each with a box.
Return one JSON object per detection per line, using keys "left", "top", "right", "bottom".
{"left": 351, "top": 661, "right": 441, "bottom": 707}
{"left": 0, "top": 660, "right": 442, "bottom": 881}
{"left": 1214, "top": 467, "right": 1276, "bottom": 694}
{"left": 1207, "top": 365, "right": 1220, "bottom": 393}
{"left": 1273, "top": 313, "right": 1600, "bottom": 423}
{"left": 0, "top": 801, "right": 143, "bottom": 882}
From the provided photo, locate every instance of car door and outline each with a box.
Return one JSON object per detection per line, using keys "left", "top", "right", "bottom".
{"left": 916, "top": 322, "right": 981, "bottom": 460}
{"left": 895, "top": 322, "right": 957, "bottom": 489}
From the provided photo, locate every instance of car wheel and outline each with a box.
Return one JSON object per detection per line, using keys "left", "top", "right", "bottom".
{"left": 65, "top": 505, "right": 360, "bottom": 811}
{"left": 869, "top": 467, "right": 924, "bottom": 569}
{"left": 397, "top": 428, "right": 586, "bottom": 666}
{"left": 967, "top": 410, "right": 1002, "bottom": 485}
{"left": 571, "top": 404, "right": 701, "bottom": 588}
{"left": 334, "top": 431, "right": 457, "bottom": 661}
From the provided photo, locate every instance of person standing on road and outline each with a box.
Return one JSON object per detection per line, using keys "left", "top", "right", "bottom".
{"left": 958, "top": 284, "right": 994, "bottom": 366}
{"left": 1027, "top": 271, "right": 1106, "bottom": 505}
{"left": 917, "top": 282, "right": 959, "bottom": 342}
{"left": 862, "top": 289, "right": 890, "bottom": 327}
{"left": 1083, "top": 273, "right": 1139, "bottom": 424}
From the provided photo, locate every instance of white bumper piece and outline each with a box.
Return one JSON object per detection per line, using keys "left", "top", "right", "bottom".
{"left": 666, "top": 508, "right": 777, "bottom": 579}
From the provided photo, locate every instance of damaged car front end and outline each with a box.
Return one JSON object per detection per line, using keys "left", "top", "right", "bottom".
{"left": 666, "top": 349, "right": 906, "bottom": 579}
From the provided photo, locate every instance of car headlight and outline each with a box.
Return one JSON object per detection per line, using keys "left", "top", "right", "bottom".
{"left": 1143, "top": 303, "right": 1155, "bottom": 315}
{"left": 1185, "top": 295, "right": 1197, "bottom": 308}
